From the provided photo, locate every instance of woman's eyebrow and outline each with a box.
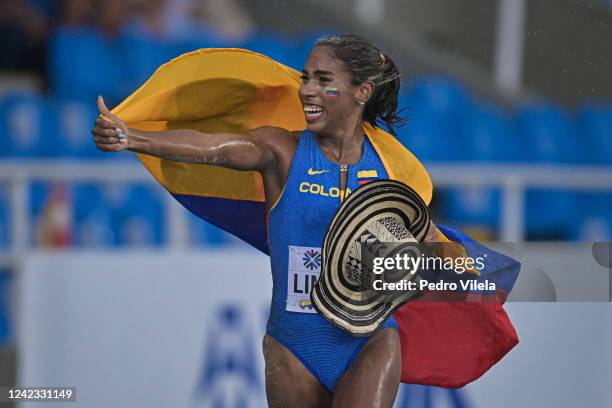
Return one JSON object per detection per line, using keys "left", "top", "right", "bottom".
{"left": 301, "top": 69, "right": 335, "bottom": 76}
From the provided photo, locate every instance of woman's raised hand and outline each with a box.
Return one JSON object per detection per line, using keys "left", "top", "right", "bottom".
{"left": 91, "top": 96, "right": 130, "bottom": 153}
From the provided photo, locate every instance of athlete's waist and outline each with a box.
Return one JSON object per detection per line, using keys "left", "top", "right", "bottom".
{"left": 266, "top": 306, "right": 344, "bottom": 336}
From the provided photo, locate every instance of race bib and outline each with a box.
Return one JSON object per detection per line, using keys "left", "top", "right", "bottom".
{"left": 286, "top": 246, "right": 321, "bottom": 313}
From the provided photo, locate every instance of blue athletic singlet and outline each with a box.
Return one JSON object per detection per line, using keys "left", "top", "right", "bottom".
{"left": 266, "top": 130, "right": 398, "bottom": 392}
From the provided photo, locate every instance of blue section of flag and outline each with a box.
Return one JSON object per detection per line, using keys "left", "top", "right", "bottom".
{"left": 431, "top": 225, "right": 520, "bottom": 295}
{"left": 174, "top": 193, "right": 269, "bottom": 253}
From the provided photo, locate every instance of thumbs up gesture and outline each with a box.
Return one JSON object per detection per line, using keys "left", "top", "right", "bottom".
{"left": 91, "top": 96, "right": 130, "bottom": 152}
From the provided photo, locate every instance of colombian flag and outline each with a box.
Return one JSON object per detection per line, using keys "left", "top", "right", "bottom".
{"left": 111, "top": 48, "right": 519, "bottom": 388}
{"left": 357, "top": 169, "right": 379, "bottom": 185}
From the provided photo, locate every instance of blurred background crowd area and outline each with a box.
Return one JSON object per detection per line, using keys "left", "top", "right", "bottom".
{"left": 0, "top": 0, "right": 611, "bottom": 261}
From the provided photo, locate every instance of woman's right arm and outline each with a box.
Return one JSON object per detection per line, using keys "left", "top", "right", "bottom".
{"left": 91, "top": 96, "right": 292, "bottom": 173}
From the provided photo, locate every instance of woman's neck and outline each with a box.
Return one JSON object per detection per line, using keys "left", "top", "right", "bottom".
{"left": 316, "top": 122, "right": 365, "bottom": 164}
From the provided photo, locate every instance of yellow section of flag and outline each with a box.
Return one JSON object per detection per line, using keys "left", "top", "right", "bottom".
{"left": 357, "top": 170, "right": 378, "bottom": 179}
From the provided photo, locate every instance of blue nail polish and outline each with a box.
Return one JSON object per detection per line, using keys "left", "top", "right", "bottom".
{"left": 118, "top": 133, "right": 126, "bottom": 139}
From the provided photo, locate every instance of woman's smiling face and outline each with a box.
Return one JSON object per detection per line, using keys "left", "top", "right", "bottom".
{"left": 299, "top": 46, "right": 366, "bottom": 135}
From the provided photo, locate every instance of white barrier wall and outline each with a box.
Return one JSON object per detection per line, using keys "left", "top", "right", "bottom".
{"left": 17, "top": 251, "right": 611, "bottom": 408}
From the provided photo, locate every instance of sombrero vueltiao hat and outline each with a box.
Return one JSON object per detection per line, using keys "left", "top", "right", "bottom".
{"left": 312, "top": 179, "right": 431, "bottom": 336}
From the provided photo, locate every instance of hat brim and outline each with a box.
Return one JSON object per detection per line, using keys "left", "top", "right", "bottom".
{"left": 312, "top": 179, "right": 430, "bottom": 336}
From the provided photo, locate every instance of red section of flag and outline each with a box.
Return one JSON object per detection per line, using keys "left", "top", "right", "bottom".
{"left": 358, "top": 179, "right": 375, "bottom": 185}
{"left": 393, "top": 295, "right": 518, "bottom": 388}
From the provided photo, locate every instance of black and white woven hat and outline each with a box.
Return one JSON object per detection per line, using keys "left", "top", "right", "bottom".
{"left": 311, "top": 179, "right": 431, "bottom": 336}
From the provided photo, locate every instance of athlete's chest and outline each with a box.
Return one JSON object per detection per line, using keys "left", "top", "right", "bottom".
{"left": 268, "top": 132, "right": 389, "bottom": 237}
{"left": 293, "top": 163, "right": 385, "bottom": 202}
{"left": 277, "top": 163, "right": 387, "bottom": 241}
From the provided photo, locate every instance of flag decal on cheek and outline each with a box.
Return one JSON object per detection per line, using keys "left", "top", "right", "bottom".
{"left": 357, "top": 170, "right": 378, "bottom": 185}
{"left": 324, "top": 87, "right": 339, "bottom": 95}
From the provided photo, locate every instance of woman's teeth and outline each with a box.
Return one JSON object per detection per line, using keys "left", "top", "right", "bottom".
{"left": 304, "top": 105, "right": 324, "bottom": 120}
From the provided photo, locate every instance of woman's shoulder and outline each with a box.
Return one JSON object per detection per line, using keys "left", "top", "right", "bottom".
{"left": 248, "top": 126, "right": 302, "bottom": 159}
{"left": 249, "top": 126, "right": 302, "bottom": 144}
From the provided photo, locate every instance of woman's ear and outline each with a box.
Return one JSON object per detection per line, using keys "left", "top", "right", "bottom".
{"left": 355, "top": 81, "right": 374, "bottom": 105}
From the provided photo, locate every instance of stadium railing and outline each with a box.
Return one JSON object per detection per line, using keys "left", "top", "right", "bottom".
{"left": 1, "top": 160, "right": 612, "bottom": 269}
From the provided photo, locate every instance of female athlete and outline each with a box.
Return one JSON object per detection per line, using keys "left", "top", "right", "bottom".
{"left": 91, "top": 34, "right": 517, "bottom": 407}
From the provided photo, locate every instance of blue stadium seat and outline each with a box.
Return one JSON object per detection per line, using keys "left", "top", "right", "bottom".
{"left": 0, "top": 187, "right": 9, "bottom": 249}
{"left": 514, "top": 104, "right": 583, "bottom": 238}
{"left": 0, "top": 269, "right": 11, "bottom": 345}
{"left": 569, "top": 193, "right": 612, "bottom": 241}
{"left": 570, "top": 104, "right": 612, "bottom": 239}
{"left": 49, "top": 27, "right": 105, "bottom": 102}
{"left": 441, "top": 186, "right": 501, "bottom": 231}
{"left": 524, "top": 188, "right": 578, "bottom": 240}
{"left": 49, "top": 27, "right": 133, "bottom": 104}
{"left": 119, "top": 33, "right": 186, "bottom": 93}
{"left": 441, "top": 104, "right": 523, "bottom": 232}
{"left": 396, "top": 109, "right": 466, "bottom": 162}
{"left": 439, "top": 105, "right": 498, "bottom": 229}
{"left": 30, "top": 182, "right": 50, "bottom": 220}
{"left": 514, "top": 103, "right": 586, "bottom": 164}
{"left": 50, "top": 101, "right": 103, "bottom": 158}
{"left": 570, "top": 104, "right": 612, "bottom": 240}
{"left": 241, "top": 31, "right": 303, "bottom": 70}
{"left": 576, "top": 103, "right": 612, "bottom": 165}
{"left": 0, "top": 93, "right": 53, "bottom": 157}
{"left": 397, "top": 77, "right": 471, "bottom": 162}
{"left": 101, "top": 184, "right": 165, "bottom": 246}
{"left": 402, "top": 75, "right": 471, "bottom": 119}
{"left": 176, "top": 26, "right": 231, "bottom": 54}
{"left": 72, "top": 184, "right": 114, "bottom": 247}
{"left": 462, "top": 103, "right": 523, "bottom": 162}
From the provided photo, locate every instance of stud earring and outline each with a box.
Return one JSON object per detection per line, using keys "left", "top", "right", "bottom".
{"left": 357, "top": 101, "right": 365, "bottom": 105}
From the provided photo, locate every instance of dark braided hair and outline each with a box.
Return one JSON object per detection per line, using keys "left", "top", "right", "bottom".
{"left": 315, "top": 34, "right": 405, "bottom": 135}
